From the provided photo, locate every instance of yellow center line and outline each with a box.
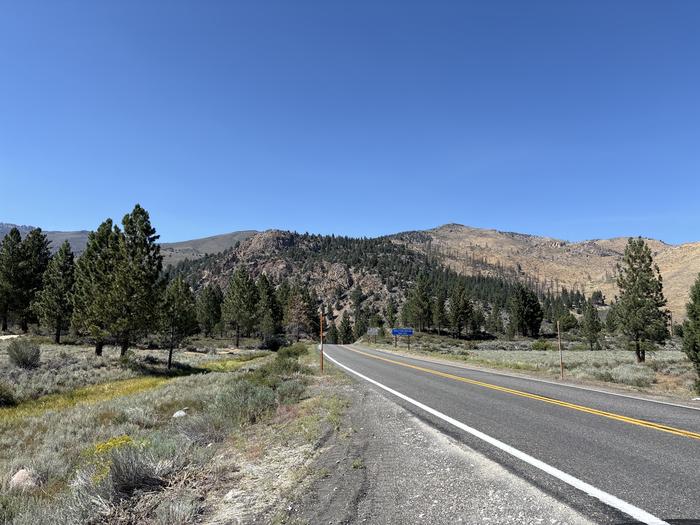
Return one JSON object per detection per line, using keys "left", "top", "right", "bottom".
{"left": 341, "top": 345, "right": 700, "bottom": 441}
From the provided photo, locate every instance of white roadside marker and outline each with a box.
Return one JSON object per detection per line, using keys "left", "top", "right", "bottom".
{"left": 324, "top": 349, "right": 669, "bottom": 525}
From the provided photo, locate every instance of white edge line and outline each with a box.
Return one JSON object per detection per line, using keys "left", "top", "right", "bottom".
{"left": 324, "top": 347, "right": 669, "bottom": 525}
{"left": 352, "top": 343, "right": 700, "bottom": 412}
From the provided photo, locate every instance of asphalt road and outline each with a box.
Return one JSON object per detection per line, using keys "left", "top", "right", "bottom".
{"left": 323, "top": 344, "right": 700, "bottom": 525}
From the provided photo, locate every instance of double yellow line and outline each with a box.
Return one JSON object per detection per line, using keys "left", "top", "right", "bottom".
{"left": 343, "top": 345, "right": 700, "bottom": 441}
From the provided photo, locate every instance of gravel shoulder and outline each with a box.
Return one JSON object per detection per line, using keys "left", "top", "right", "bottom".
{"left": 283, "top": 379, "right": 593, "bottom": 525}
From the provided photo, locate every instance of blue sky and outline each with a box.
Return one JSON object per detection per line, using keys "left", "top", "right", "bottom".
{"left": 1, "top": 1, "right": 699, "bottom": 243}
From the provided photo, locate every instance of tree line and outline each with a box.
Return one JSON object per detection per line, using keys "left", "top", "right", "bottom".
{"left": 0, "top": 206, "right": 321, "bottom": 366}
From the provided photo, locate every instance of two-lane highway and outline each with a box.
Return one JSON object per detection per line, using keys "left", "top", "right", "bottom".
{"left": 323, "top": 344, "right": 700, "bottom": 524}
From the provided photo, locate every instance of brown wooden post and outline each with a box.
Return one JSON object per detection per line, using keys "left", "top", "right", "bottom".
{"left": 558, "top": 320, "right": 564, "bottom": 380}
{"left": 320, "top": 311, "right": 324, "bottom": 373}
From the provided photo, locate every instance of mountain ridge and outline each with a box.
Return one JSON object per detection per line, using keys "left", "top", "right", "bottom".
{"left": 2, "top": 222, "right": 699, "bottom": 318}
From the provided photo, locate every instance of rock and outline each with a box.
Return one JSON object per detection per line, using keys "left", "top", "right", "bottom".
{"left": 9, "top": 469, "right": 37, "bottom": 490}
{"left": 172, "top": 408, "right": 188, "bottom": 418}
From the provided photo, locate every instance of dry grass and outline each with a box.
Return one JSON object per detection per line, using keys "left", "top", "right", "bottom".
{"left": 363, "top": 332, "right": 697, "bottom": 398}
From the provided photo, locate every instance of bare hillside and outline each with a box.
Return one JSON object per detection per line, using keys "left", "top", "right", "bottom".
{"left": 395, "top": 224, "right": 699, "bottom": 319}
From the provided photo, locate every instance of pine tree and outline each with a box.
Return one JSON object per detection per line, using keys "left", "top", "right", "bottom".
{"left": 384, "top": 298, "right": 397, "bottom": 328}
{"left": 448, "top": 282, "right": 471, "bottom": 338}
{"left": 0, "top": 228, "right": 23, "bottom": 331}
{"left": 580, "top": 300, "right": 602, "bottom": 350}
{"left": 326, "top": 320, "right": 339, "bottom": 344}
{"left": 32, "top": 241, "right": 75, "bottom": 343}
{"left": 682, "top": 273, "right": 700, "bottom": 393}
{"left": 71, "top": 219, "right": 121, "bottom": 355}
{"left": 433, "top": 291, "right": 447, "bottom": 335}
{"left": 256, "top": 274, "right": 282, "bottom": 346}
{"left": 107, "top": 205, "right": 164, "bottom": 356}
{"left": 17, "top": 229, "right": 51, "bottom": 332}
{"left": 222, "top": 266, "right": 258, "bottom": 347}
{"left": 406, "top": 275, "right": 432, "bottom": 331}
{"left": 161, "top": 276, "right": 199, "bottom": 368}
{"left": 470, "top": 304, "right": 485, "bottom": 336}
{"left": 353, "top": 314, "right": 368, "bottom": 341}
{"left": 486, "top": 304, "right": 504, "bottom": 334}
{"left": 196, "top": 283, "right": 223, "bottom": 337}
{"left": 508, "top": 283, "right": 543, "bottom": 337}
{"left": 615, "top": 238, "right": 669, "bottom": 362}
{"left": 339, "top": 311, "right": 354, "bottom": 344}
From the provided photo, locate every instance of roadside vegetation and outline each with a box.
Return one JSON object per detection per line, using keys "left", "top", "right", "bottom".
{"left": 0, "top": 340, "right": 345, "bottom": 524}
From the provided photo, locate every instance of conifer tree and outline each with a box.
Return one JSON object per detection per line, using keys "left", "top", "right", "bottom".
{"left": 508, "top": 283, "right": 543, "bottom": 337}
{"left": 615, "top": 238, "right": 669, "bottom": 362}
{"left": 448, "top": 282, "right": 472, "bottom": 338}
{"left": 222, "top": 266, "right": 258, "bottom": 347}
{"left": 682, "top": 273, "right": 700, "bottom": 393}
{"left": 196, "top": 283, "right": 223, "bottom": 337}
{"left": 17, "top": 228, "right": 51, "bottom": 332}
{"left": 32, "top": 241, "right": 75, "bottom": 343}
{"left": 406, "top": 274, "right": 432, "bottom": 331}
{"left": 433, "top": 291, "right": 447, "bottom": 335}
{"left": 339, "top": 311, "right": 354, "bottom": 344}
{"left": 107, "top": 205, "right": 164, "bottom": 356}
{"left": 353, "top": 314, "right": 368, "bottom": 341}
{"left": 326, "top": 320, "right": 339, "bottom": 344}
{"left": 486, "top": 304, "right": 504, "bottom": 334}
{"left": 580, "top": 300, "right": 602, "bottom": 350}
{"left": 71, "top": 219, "right": 120, "bottom": 355}
{"left": 256, "top": 274, "right": 282, "bottom": 346}
{"left": 161, "top": 276, "right": 199, "bottom": 368}
{"left": 384, "top": 298, "right": 397, "bottom": 328}
{"left": 0, "top": 228, "right": 23, "bottom": 331}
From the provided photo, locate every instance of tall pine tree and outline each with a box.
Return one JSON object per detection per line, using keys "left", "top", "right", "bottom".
{"left": 0, "top": 228, "right": 23, "bottom": 331}
{"left": 580, "top": 300, "right": 602, "bottom": 350}
{"left": 682, "top": 273, "right": 700, "bottom": 393}
{"left": 17, "top": 229, "right": 51, "bottom": 332}
{"left": 196, "top": 283, "right": 223, "bottom": 337}
{"left": 32, "top": 241, "right": 75, "bottom": 343}
{"left": 222, "top": 266, "right": 258, "bottom": 347}
{"left": 71, "top": 219, "right": 120, "bottom": 355}
{"left": 615, "top": 238, "right": 669, "bottom": 362}
{"left": 161, "top": 276, "right": 198, "bottom": 368}
{"left": 107, "top": 205, "right": 163, "bottom": 356}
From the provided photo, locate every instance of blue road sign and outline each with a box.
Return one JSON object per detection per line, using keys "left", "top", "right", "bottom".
{"left": 392, "top": 328, "right": 414, "bottom": 336}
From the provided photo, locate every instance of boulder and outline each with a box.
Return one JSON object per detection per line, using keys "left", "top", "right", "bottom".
{"left": 9, "top": 469, "right": 37, "bottom": 490}
{"left": 172, "top": 409, "right": 188, "bottom": 418}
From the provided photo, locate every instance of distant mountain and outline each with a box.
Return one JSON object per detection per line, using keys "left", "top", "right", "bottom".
{"left": 391, "top": 224, "right": 700, "bottom": 321}
{"left": 160, "top": 230, "right": 258, "bottom": 266}
{"left": 0, "top": 223, "right": 257, "bottom": 267}
{"left": 3, "top": 221, "right": 699, "bottom": 319}
{"left": 0, "top": 223, "right": 91, "bottom": 253}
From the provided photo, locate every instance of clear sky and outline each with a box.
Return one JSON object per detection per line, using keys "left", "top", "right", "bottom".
{"left": 1, "top": 1, "right": 699, "bottom": 244}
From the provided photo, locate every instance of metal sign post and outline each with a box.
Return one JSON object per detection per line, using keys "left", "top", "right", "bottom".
{"left": 391, "top": 328, "right": 414, "bottom": 350}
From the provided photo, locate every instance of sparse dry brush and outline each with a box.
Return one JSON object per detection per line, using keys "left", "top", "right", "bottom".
{"left": 0, "top": 340, "right": 314, "bottom": 524}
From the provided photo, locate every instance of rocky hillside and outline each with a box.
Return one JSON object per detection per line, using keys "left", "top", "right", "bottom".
{"left": 393, "top": 224, "right": 700, "bottom": 319}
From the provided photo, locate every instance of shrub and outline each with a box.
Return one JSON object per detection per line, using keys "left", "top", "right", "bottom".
{"left": 154, "top": 492, "right": 202, "bottom": 525}
{"left": 107, "top": 447, "right": 166, "bottom": 500}
{"left": 0, "top": 381, "right": 15, "bottom": 407}
{"left": 214, "top": 379, "right": 276, "bottom": 425}
{"left": 277, "top": 379, "right": 306, "bottom": 405}
{"left": 610, "top": 364, "right": 655, "bottom": 387}
{"left": 531, "top": 339, "right": 552, "bottom": 351}
{"left": 277, "top": 343, "right": 308, "bottom": 359}
{"left": 176, "top": 413, "right": 229, "bottom": 445}
{"left": 7, "top": 339, "right": 41, "bottom": 369}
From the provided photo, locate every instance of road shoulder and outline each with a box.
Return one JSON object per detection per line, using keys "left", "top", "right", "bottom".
{"left": 281, "top": 379, "right": 592, "bottom": 525}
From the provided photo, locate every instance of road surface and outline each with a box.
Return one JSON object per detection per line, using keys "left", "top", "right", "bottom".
{"left": 323, "top": 344, "right": 700, "bottom": 524}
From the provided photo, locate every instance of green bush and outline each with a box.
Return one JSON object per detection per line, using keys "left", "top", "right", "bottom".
{"left": 277, "top": 343, "right": 308, "bottom": 360}
{"left": 108, "top": 447, "right": 166, "bottom": 500}
{"left": 531, "top": 339, "right": 552, "bottom": 351}
{"left": 276, "top": 379, "right": 306, "bottom": 405}
{"left": 0, "top": 381, "right": 16, "bottom": 407}
{"left": 214, "top": 379, "right": 276, "bottom": 425}
{"left": 7, "top": 339, "right": 41, "bottom": 369}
